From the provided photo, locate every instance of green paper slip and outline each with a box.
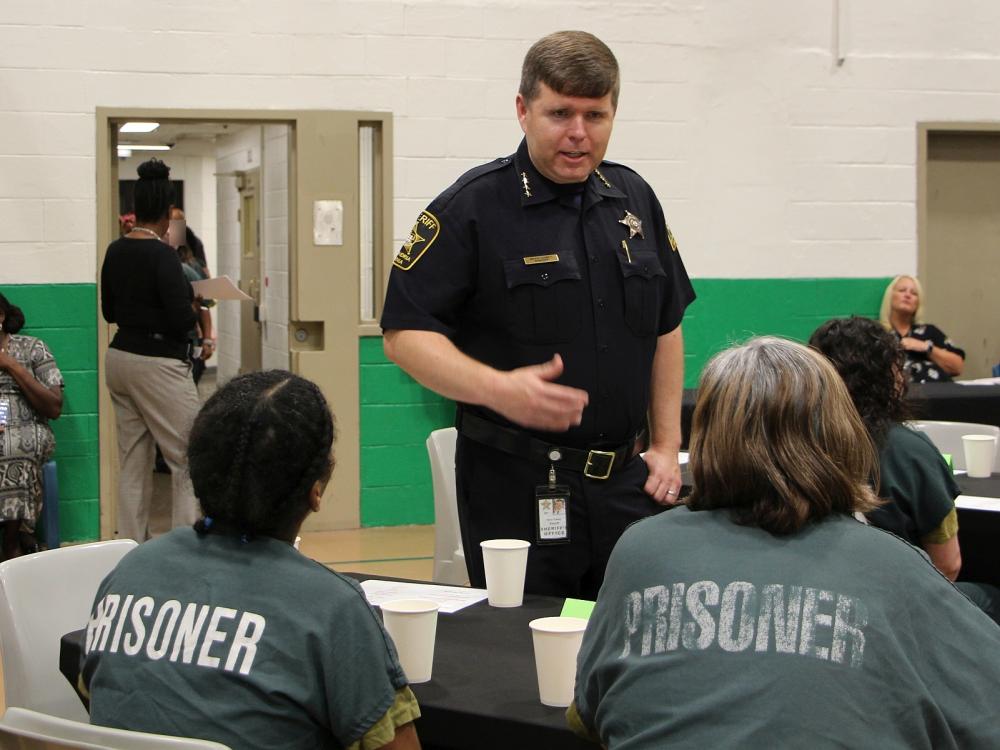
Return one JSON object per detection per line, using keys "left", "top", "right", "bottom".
{"left": 942, "top": 453, "right": 954, "bottom": 471}
{"left": 561, "top": 598, "right": 596, "bottom": 620}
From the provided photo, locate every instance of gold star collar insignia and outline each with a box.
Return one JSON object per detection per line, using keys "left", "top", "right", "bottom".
{"left": 619, "top": 210, "right": 644, "bottom": 239}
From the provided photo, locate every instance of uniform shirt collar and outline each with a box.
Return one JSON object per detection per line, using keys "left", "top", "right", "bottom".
{"left": 512, "top": 138, "right": 627, "bottom": 208}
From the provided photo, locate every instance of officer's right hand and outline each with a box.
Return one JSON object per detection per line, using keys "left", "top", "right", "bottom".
{"left": 490, "top": 354, "right": 588, "bottom": 432}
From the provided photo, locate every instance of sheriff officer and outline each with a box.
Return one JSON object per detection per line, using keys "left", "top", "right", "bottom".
{"left": 381, "top": 30, "right": 695, "bottom": 599}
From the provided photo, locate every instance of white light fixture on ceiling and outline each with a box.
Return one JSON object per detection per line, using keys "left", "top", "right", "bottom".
{"left": 119, "top": 144, "right": 171, "bottom": 151}
{"left": 119, "top": 122, "right": 160, "bottom": 133}
{"left": 117, "top": 147, "right": 132, "bottom": 158}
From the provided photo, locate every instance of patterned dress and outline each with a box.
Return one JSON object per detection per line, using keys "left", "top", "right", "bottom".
{"left": 893, "top": 323, "right": 965, "bottom": 383}
{"left": 0, "top": 335, "right": 63, "bottom": 527}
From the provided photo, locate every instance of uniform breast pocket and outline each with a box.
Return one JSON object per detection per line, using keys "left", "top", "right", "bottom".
{"left": 616, "top": 249, "right": 667, "bottom": 337}
{"left": 502, "top": 255, "right": 583, "bottom": 344}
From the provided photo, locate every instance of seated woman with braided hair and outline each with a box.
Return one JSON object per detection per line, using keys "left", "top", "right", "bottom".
{"left": 82, "top": 371, "right": 421, "bottom": 750}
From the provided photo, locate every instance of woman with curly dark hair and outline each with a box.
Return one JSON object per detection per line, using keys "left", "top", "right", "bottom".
{"left": 811, "top": 316, "right": 999, "bottom": 623}
{"left": 810, "top": 316, "right": 959, "bottom": 573}
{"left": 83, "top": 371, "right": 421, "bottom": 750}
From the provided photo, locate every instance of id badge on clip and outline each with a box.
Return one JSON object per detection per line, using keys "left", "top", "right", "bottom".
{"left": 535, "top": 484, "right": 571, "bottom": 545}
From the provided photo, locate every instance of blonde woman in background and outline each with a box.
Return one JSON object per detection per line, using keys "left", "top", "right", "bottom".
{"left": 879, "top": 274, "right": 964, "bottom": 382}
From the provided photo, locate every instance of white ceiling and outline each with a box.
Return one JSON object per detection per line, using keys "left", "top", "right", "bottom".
{"left": 116, "top": 121, "right": 248, "bottom": 149}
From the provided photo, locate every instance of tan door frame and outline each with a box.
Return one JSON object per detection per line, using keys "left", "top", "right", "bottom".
{"left": 97, "top": 108, "right": 394, "bottom": 539}
{"left": 916, "top": 120, "right": 1000, "bottom": 282}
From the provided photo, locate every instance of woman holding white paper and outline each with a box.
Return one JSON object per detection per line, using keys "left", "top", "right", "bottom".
{"left": 101, "top": 158, "right": 201, "bottom": 541}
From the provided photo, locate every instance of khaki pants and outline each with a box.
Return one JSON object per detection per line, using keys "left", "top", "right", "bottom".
{"left": 106, "top": 348, "right": 200, "bottom": 541}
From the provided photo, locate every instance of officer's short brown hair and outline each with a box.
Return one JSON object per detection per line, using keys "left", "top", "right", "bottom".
{"left": 687, "top": 337, "right": 881, "bottom": 535}
{"left": 519, "top": 31, "right": 620, "bottom": 109}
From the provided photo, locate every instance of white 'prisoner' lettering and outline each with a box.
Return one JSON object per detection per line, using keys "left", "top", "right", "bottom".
{"left": 620, "top": 581, "right": 868, "bottom": 668}
{"left": 86, "top": 594, "right": 267, "bottom": 676}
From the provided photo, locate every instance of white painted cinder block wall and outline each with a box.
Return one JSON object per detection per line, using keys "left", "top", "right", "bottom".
{"left": 3, "top": 1, "right": 1000, "bottom": 284}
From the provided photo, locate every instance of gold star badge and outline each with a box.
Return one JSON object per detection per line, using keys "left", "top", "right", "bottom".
{"left": 520, "top": 172, "right": 532, "bottom": 198}
{"left": 619, "top": 210, "right": 644, "bottom": 239}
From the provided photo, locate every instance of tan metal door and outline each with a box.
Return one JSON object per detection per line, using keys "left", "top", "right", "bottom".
{"left": 239, "top": 168, "right": 263, "bottom": 374}
{"left": 921, "top": 129, "right": 1000, "bottom": 379}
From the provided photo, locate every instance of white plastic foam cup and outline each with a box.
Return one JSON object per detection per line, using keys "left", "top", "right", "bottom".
{"left": 528, "top": 616, "right": 589, "bottom": 707}
{"left": 963, "top": 434, "right": 997, "bottom": 478}
{"left": 480, "top": 539, "right": 531, "bottom": 607}
{"left": 381, "top": 599, "right": 439, "bottom": 684}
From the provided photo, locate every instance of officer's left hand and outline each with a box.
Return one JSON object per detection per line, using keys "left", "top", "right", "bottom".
{"left": 642, "top": 447, "right": 683, "bottom": 506}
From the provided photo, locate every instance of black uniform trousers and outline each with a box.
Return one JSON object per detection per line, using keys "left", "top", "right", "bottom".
{"left": 455, "top": 433, "right": 663, "bottom": 600}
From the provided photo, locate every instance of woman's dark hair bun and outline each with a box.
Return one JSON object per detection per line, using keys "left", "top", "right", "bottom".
{"left": 137, "top": 158, "right": 170, "bottom": 181}
{"left": 0, "top": 293, "right": 26, "bottom": 334}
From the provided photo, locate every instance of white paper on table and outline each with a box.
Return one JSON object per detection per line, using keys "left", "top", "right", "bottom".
{"left": 955, "top": 495, "right": 1000, "bottom": 512}
{"left": 954, "top": 377, "right": 1000, "bottom": 386}
{"left": 360, "top": 579, "right": 489, "bottom": 614}
{"left": 191, "top": 275, "right": 253, "bottom": 301}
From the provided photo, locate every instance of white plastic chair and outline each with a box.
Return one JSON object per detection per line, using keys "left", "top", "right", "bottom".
{"left": 908, "top": 420, "right": 1000, "bottom": 471}
{"left": 426, "top": 428, "right": 469, "bottom": 585}
{"left": 0, "top": 540, "right": 138, "bottom": 722}
{"left": 0, "top": 707, "right": 231, "bottom": 749}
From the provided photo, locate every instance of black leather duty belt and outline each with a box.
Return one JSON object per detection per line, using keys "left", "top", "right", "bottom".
{"left": 457, "top": 410, "right": 646, "bottom": 481}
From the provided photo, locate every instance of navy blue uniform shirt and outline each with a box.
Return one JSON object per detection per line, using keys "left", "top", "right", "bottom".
{"left": 381, "top": 139, "right": 695, "bottom": 449}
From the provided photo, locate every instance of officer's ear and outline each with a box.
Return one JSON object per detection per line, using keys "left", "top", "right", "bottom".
{"left": 515, "top": 93, "right": 530, "bottom": 132}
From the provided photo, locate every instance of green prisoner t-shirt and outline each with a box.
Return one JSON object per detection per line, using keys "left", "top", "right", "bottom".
{"left": 573, "top": 507, "right": 1000, "bottom": 749}
{"left": 872, "top": 423, "right": 961, "bottom": 545}
{"left": 83, "top": 528, "right": 410, "bottom": 749}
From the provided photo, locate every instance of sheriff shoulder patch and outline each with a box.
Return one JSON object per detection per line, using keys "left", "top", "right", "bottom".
{"left": 666, "top": 223, "right": 679, "bottom": 253}
{"left": 393, "top": 210, "right": 441, "bottom": 271}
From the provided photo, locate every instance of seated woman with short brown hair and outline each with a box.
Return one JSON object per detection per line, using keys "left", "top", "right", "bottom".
{"left": 570, "top": 337, "right": 1000, "bottom": 749}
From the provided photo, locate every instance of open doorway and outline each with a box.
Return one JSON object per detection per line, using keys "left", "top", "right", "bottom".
{"left": 918, "top": 124, "right": 1000, "bottom": 379}
{"left": 97, "top": 108, "right": 395, "bottom": 540}
{"left": 114, "top": 120, "right": 291, "bottom": 380}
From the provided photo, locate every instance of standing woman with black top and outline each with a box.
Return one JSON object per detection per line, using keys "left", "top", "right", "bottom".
{"left": 101, "top": 159, "right": 200, "bottom": 541}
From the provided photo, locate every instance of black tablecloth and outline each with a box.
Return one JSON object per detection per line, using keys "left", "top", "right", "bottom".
{"left": 60, "top": 579, "right": 592, "bottom": 750}
{"left": 955, "top": 473, "right": 1000, "bottom": 587}
{"left": 402, "top": 591, "right": 592, "bottom": 750}
{"left": 907, "top": 383, "right": 1000, "bottom": 427}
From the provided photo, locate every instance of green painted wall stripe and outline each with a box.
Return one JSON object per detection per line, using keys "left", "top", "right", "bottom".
{"left": 1, "top": 283, "right": 98, "bottom": 543}
{"left": 1, "top": 277, "right": 894, "bottom": 537}
{"left": 359, "top": 277, "right": 892, "bottom": 527}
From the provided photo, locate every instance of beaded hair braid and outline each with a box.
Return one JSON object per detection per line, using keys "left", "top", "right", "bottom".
{"left": 189, "top": 370, "right": 335, "bottom": 539}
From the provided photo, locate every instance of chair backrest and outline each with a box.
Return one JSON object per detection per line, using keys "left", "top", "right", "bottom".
{"left": 0, "top": 707, "right": 231, "bottom": 749}
{"left": 426, "top": 428, "right": 469, "bottom": 585}
{"left": 908, "top": 421, "right": 1000, "bottom": 471}
{"left": 0, "top": 540, "right": 138, "bottom": 721}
